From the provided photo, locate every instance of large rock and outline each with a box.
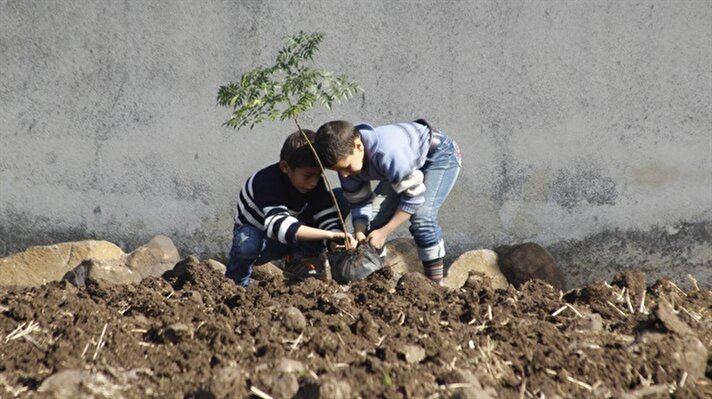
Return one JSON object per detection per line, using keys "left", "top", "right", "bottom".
{"left": 494, "top": 242, "right": 566, "bottom": 290}
{"left": 383, "top": 238, "right": 423, "bottom": 277}
{"left": 444, "top": 250, "right": 507, "bottom": 290}
{"left": 63, "top": 259, "right": 142, "bottom": 286}
{"left": 0, "top": 240, "right": 125, "bottom": 287}
{"left": 126, "top": 235, "right": 180, "bottom": 279}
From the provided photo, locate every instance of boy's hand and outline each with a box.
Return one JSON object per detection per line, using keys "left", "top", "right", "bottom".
{"left": 329, "top": 232, "right": 358, "bottom": 250}
{"left": 355, "top": 231, "right": 367, "bottom": 244}
{"left": 366, "top": 228, "right": 388, "bottom": 250}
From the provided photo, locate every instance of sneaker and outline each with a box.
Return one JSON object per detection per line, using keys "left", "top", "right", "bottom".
{"left": 281, "top": 254, "right": 326, "bottom": 281}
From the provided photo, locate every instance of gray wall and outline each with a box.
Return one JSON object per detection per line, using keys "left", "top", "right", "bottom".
{"left": 1, "top": 0, "right": 710, "bottom": 288}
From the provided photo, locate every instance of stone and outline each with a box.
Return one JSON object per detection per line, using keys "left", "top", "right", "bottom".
{"left": 126, "top": 235, "right": 180, "bottom": 279}
{"left": 253, "top": 372, "right": 299, "bottom": 399}
{"left": 205, "top": 259, "right": 226, "bottom": 274}
{"left": 282, "top": 306, "right": 306, "bottom": 332}
{"left": 439, "top": 369, "right": 496, "bottom": 399}
{"left": 495, "top": 242, "right": 566, "bottom": 290}
{"left": 319, "top": 378, "right": 352, "bottom": 399}
{"left": 252, "top": 262, "right": 284, "bottom": 281}
{"left": 398, "top": 344, "right": 426, "bottom": 364}
{"left": 0, "top": 240, "right": 125, "bottom": 287}
{"left": 208, "top": 366, "right": 245, "bottom": 399}
{"left": 63, "top": 259, "right": 142, "bottom": 286}
{"left": 576, "top": 312, "right": 604, "bottom": 332}
{"left": 444, "top": 249, "right": 506, "bottom": 290}
{"left": 383, "top": 238, "right": 423, "bottom": 277}
{"left": 275, "top": 358, "right": 306, "bottom": 374}
{"left": 167, "top": 255, "right": 200, "bottom": 279}
{"left": 37, "top": 369, "right": 129, "bottom": 398}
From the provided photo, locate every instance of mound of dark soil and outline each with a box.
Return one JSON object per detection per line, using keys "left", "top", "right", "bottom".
{"left": 1, "top": 262, "right": 710, "bottom": 398}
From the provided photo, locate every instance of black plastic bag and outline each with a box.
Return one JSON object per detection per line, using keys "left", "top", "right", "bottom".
{"left": 328, "top": 244, "right": 384, "bottom": 284}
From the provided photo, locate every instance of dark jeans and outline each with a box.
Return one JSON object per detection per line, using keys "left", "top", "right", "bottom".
{"left": 226, "top": 189, "right": 348, "bottom": 287}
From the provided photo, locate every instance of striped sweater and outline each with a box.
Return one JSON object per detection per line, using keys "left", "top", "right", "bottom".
{"left": 234, "top": 163, "right": 340, "bottom": 244}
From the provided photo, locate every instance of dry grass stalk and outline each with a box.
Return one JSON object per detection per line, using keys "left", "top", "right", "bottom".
{"left": 376, "top": 335, "right": 386, "bottom": 347}
{"left": 519, "top": 380, "right": 527, "bottom": 399}
{"left": 250, "top": 386, "right": 274, "bottom": 399}
{"left": 679, "top": 371, "right": 688, "bottom": 388}
{"left": 93, "top": 323, "right": 108, "bottom": 361}
{"left": 606, "top": 301, "right": 627, "bottom": 317}
{"left": 551, "top": 306, "right": 568, "bottom": 317}
{"left": 687, "top": 274, "right": 699, "bottom": 291}
{"left": 341, "top": 309, "right": 356, "bottom": 320}
{"left": 678, "top": 306, "right": 702, "bottom": 322}
{"left": 81, "top": 341, "right": 92, "bottom": 358}
{"left": 566, "top": 375, "right": 593, "bottom": 391}
{"left": 487, "top": 305, "right": 493, "bottom": 321}
{"left": 4, "top": 320, "right": 40, "bottom": 342}
{"left": 639, "top": 291, "right": 647, "bottom": 314}
{"left": 565, "top": 304, "right": 583, "bottom": 318}
{"left": 288, "top": 332, "right": 303, "bottom": 354}
{"left": 625, "top": 290, "right": 635, "bottom": 314}
{"left": 669, "top": 281, "right": 687, "bottom": 297}
{"left": 447, "top": 383, "right": 473, "bottom": 389}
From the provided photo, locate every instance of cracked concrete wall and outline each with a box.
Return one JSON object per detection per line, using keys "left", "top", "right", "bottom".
{"left": 1, "top": 0, "right": 710, "bottom": 288}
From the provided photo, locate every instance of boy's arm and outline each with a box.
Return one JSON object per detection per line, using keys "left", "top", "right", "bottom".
{"left": 341, "top": 176, "right": 374, "bottom": 230}
{"left": 295, "top": 225, "right": 356, "bottom": 248}
{"left": 262, "top": 205, "right": 303, "bottom": 244}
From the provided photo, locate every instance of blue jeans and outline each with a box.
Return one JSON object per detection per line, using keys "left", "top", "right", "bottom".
{"left": 370, "top": 132, "right": 461, "bottom": 262}
{"left": 226, "top": 189, "right": 349, "bottom": 287}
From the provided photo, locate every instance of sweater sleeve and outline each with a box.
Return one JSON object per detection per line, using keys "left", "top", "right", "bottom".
{"left": 373, "top": 151, "right": 426, "bottom": 214}
{"left": 252, "top": 177, "right": 303, "bottom": 244}
{"left": 340, "top": 175, "right": 373, "bottom": 226}
{"left": 308, "top": 180, "right": 341, "bottom": 232}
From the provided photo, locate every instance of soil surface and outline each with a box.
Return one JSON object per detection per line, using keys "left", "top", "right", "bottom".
{"left": 1, "top": 260, "right": 710, "bottom": 398}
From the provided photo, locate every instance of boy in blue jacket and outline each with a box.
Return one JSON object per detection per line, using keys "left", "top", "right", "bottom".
{"left": 314, "top": 120, "right": 461, "bottom": 285}
{"left": 226, "top": 130, "right": 356, "bottom": 287}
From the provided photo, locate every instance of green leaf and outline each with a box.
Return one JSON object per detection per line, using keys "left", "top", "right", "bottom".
{"left": 217, "top": 31, "right": 361, "bottom": 130}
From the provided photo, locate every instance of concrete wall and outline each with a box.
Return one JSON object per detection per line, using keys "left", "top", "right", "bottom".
{"left": 1, "top": 0, "right": 710, "bottom": 288}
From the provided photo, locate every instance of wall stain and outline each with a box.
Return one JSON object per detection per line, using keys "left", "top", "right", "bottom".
{"left": 629, "top": 162, "right": 679, "bottom": 188}
{"left": 548, "top": 220, "right": 712, "bottom": 289}
{"left": 549, "top": 165, "right": 618, "bottom": 210}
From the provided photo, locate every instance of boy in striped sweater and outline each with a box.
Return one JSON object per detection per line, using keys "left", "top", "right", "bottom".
{"left": 226, "top": 130, "right": 356, "bottom": 287}
{"left": 314, "top": 120, "right": 461, "bottom": 285}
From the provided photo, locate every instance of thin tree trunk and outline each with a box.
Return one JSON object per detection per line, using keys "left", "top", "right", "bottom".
{"left": 293, "top": 118, "right": 353, "bottom": 250}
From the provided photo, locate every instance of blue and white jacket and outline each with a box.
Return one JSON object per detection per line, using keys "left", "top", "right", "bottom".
{"left": 340, "top": 121, "right": 431, "bottom": 225}
{"left": 234, "top": 163, "right": 340, "bottom": 244}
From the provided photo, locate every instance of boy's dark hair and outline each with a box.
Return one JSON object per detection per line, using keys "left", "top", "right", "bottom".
{"left": 280, "top": 129, "right": 318, "bottom": 168}
{"left": 314, "top": 120, "right": 360, "bottom": 167}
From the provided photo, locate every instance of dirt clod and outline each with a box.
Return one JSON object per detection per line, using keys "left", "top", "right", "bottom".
{"left": 1, "top": 261, "right": 710, "bottom": 398}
